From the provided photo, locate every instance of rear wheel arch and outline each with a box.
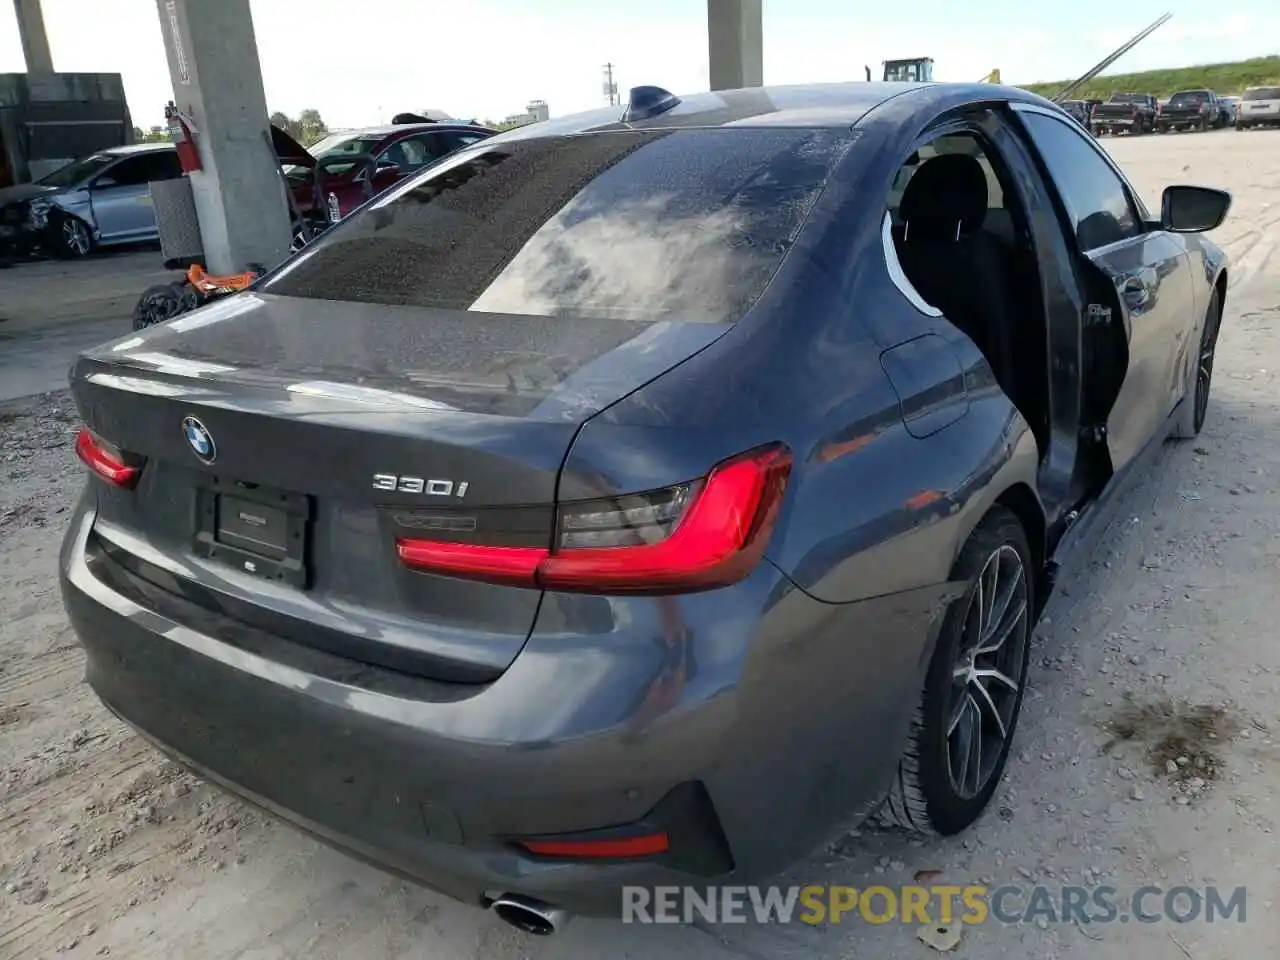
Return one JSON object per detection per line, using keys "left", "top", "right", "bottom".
{"left": 994, "top": 483, "right": 1045, "bottom": 570}
{"left": 994, "top": 483, "right": 1047, "bottom": 610}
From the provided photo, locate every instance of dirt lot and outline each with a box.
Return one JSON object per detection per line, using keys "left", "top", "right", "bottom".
{"left": 3, "top": 130, "right": 1279, "bottom": 960}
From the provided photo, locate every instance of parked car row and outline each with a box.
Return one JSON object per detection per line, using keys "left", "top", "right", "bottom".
{"left": 0, "top": 117, "right": 497, "bottom": 261}
{"left": 1080, "top": 85, "right": 1280, "bottom": 136}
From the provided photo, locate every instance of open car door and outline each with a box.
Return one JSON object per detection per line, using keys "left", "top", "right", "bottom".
{"left": 269, "top": 124, "right": 313, "bottom": 168}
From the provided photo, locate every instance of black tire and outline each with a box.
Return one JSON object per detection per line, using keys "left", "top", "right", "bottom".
{"left": 132, "top": 282, "right": 188, "bottom": 330}
{"left": 878, "top": 506, "right": 1035, "bottom": 836}
{"left": 1172, "top": 287, "right": 1223, "bottom": 440}
{"left": 46, "top": 212, "right": 93, "bottom": 259}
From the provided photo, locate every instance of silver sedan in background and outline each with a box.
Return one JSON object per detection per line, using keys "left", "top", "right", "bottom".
{"left": 0, "top": 143, "right": 182, "bottom": 259}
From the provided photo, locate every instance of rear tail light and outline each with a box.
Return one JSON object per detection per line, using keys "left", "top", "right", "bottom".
{"left": 396, "top": 443, "right": 793, "bottom": 594}
{"left": 75, "top": 427, "right": 140, "bottom": 489}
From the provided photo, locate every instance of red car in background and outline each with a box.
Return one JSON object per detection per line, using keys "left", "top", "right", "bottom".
{"left": 275, "top": 120, "right": 496, "bottom": 231}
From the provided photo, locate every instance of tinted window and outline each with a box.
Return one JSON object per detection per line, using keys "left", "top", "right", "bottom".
{"left": 98, "top": 155, "right": 155, "bottom": 187}
{"left": 92, "top": 151, "right": 179, "bottom": 188}
{"left": 263, "top": 128, "right": 853, "bottom": 323}
{"left": 309, "top": 133, "right": 383, "bottom": 157}
{"left": 447, "top": 130, "right": 490, "bottom": 151}
{"left": 1169, "top": 91, "right": 1209, "bottom": 106}
{"left": 1019, "top": 112, "right": 1140, "bottom": 251}
{"left": 1243, "top": 87, "right": 1280, "bottom": 101}
{"left": 139, "top": 150, "right": 182, "bottom": 181}
{"left": 379, "top": 133, "right": 449, "bottom": 171}
{"left": 311, "top": 134, "right": 385, "bottom": 175}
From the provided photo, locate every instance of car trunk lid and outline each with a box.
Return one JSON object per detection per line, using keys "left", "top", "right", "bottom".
{"left": 70, "top": 292, "right": 728, "bottom": 682}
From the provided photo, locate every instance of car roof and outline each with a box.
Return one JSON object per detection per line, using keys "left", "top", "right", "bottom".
{"left": 485, "top": 81, "right": 1047, "bottom": 141}
{"left": 104, "top": 142, "right": 176, "bottom": 155}
{"left": 343, "top": 122, "right": 492, "bottom": 138}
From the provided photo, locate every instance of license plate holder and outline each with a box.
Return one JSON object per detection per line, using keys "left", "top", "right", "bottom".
{"left": 194, "top": 477, "right": 311, "bottom": 588}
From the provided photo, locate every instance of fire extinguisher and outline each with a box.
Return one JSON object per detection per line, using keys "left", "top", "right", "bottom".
{"left": 165, "top": 100, "right": 203, "bottom": 173}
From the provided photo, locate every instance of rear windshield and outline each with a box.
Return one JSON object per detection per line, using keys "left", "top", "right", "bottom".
{"left": 1169, "top": 91, "right": 1209, "bottom": 105}
{"left": 1109, "top": 93, "right": 1146, "bottom": 103}
{"left": 1243, "top": 87, "right": 1280, "bottom": 101}
{"left": 262, "top": 127, "right": 854, "bottom": 324}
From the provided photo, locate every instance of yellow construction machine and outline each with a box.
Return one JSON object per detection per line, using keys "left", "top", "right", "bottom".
{"left": 866, "top": 11, "right": 1174, "bottom": 94}
{"left": 868, "top": 59, "right": 1000, "bottom": 84}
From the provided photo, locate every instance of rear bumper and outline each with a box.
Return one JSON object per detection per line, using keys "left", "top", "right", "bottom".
{"left": 59, "top": 498, "right": 942, "bottom": 918}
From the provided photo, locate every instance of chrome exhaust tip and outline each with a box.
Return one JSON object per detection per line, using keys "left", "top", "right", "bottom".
{"left": 490, "top": 893, "right": 569, "bottom": 936}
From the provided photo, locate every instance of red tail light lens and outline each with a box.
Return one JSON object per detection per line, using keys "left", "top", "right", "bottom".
{"left": 395, "top": 443, "right": 793, "bottom": 594}
{"left": 75, "top": 427, "right": 140, "bottom": 489}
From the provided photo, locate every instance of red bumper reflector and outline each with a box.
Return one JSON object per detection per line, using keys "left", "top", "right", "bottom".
{"left": 75, "top": 427, "right": 140, "bottom": 489}
{"left": 517, "top": 831, "right": 670, "bottom": 859}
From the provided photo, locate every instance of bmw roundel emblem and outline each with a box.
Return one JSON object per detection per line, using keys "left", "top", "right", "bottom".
{"left": 182, "top": 416, "right": 216, "bottom": 463}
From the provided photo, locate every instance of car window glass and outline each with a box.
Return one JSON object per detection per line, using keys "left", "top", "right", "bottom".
{"left": 1169, "top": 91, "right": 1208, "bottom": 106}
{"left": 1243, "top": 87, "right": 1280, "bottom": 101}
{"left": 96, "top": 156, "right": 150, "bottom": 187}
{"left": 262, "top": 127, "right": 855, "bottom": 324}
{"left": 448, "top": 131, "right": 489, "bottom": 151}
{"left": 37, "top": 153, "right": 114, "bottom": 188}
{"left": 144, "top": 151, "right": 182, "bottom": 181}
{"left": 315, "top": 135, "right": 384, "bottom": 176}
{"left": 1018, "top": 112, "right": 1140, "bottom": 251}
{"left": 394, "top": 134, "right": 447, "bottom": 170}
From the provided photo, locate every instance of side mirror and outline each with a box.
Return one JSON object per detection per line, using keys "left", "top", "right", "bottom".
{"left": 1160, "top": 185, "right": 1231, "bottom": 233}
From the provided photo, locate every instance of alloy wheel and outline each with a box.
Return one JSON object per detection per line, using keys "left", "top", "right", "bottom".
{"left": 1194, "top": 302, "right": 1222, "bottom": 432}
{"left": 944, "top": 544, "right": 1029, "bottom": 800}
{"left": 62, "top": 219, "right": 90, "bottom": 256}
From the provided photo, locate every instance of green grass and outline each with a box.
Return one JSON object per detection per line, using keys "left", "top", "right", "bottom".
{"left": 1018, "top": 55, "right": 1280, "bottom": 100}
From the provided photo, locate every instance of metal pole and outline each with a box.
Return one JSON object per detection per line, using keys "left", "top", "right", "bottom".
{"left": 1052, "top": 13, "right": 1172, "bottom": 103}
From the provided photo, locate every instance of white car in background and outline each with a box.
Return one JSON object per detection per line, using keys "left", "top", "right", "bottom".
{"left": 1236, "top": 85, "right": 1280, "bottom": 130}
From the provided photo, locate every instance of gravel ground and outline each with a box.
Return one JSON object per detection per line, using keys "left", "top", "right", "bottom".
{"left": 2, "top": 130, "right": 1279, "bottom": 960}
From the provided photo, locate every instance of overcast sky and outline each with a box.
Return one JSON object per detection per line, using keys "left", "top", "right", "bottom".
{"left": 0, "top": 0, "right": 1273, "bottom": 129}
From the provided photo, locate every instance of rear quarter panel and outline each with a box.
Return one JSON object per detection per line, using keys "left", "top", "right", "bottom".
{"left": 566, "top": 87, "right": 1047, "bottom": 605}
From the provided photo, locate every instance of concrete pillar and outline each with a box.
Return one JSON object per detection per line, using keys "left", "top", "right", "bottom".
{"left": 13, "top": 0, "right": 54, "bottom": 73}
{"left": 154, "top": 0, "right": 291, "bottom": 273}
{"left": 707, "top": 0, "right": 762, "bottom": 91}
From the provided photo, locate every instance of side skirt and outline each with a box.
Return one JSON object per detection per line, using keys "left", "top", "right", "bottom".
{"left": 1044, "top": 410, "right": 1177, "bottom": 589}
